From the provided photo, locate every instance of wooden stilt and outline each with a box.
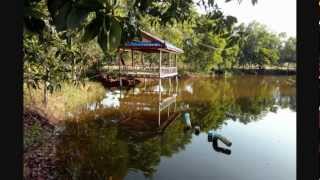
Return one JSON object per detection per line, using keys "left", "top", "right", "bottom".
{"left": 159, "top": 78, "right": 162, "bottom": 100}
{"left": 118, "top": 52, "right": 123, "bottom": 88}
{"left": 158, "top": 104, "right": 161, "bottom": 127}
{"left": 169, "top": 77, "right": 172, "bottom": 95}
{"left": 131, "top": 50, "right": 134, "bottom": 66}
{"left": 158, "top": 78, "right": 162, "bottom": 127}
{"left": 175, "top": 75, "right": 178, "bottom": 94}
{"left": 141, "top": 52, "right": 144, "bottom": 65}
{"left": 159, "top": 50, "right": 162, "bottom": 78}
{"left": 175, "top": 54, "right": 177, "bottom": 67}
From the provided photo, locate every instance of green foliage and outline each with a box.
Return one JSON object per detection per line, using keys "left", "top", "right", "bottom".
{"left": 24, "top": 0, "right": 47, "bottom": 34}
{"left": 23, "top": 32, "right": 69, "bottom": 94}
{"left": 237, "top": 21, "right": 294, "bottom": 69}
{"left": 280, "top": 37, "right": 296, "bottom": 65}
{"left": 23, "top": 0, "right": 296, "bottom": 101}
{"left": 43, "top": 0, "right": 258, "bottom": 55}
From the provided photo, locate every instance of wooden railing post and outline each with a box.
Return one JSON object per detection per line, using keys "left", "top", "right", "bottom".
{"left": 169, "top": 53, "right": 171, "bottom": 67}
{"left": 159, "top": 50, "right": 162, "bottom": 78}
{"left": 175, "top": 54, "right": 177, "bottom": 67}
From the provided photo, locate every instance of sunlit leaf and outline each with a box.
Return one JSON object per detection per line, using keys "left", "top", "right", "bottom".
{"left": 47, "top": 0, "right": 65, "bottom": 16}
{"left": 78, "top": 0, "right": 104, "bottom": 10}
{"left": 24, "top": 17, "right": 45, "bottom": 34}
{"left": 97, "top": 30, "right": 109, "bottom": 54}
{"left": 67, "top": 7, "right": 90, "bottom": 29}
{"left": 53, "top": 1, "right": 72, "bottom": 31}
{"left": 109, "top": 17, "right": 122, "bottom": 52}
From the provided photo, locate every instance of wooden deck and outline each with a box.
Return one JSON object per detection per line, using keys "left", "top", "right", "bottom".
{"left": 103, "top": 65, "right": 178, "bottom": 78}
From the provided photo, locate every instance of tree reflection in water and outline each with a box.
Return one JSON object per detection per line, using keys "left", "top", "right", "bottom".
{"left": 55, "top": 75, "right": 296, "bottom": 179}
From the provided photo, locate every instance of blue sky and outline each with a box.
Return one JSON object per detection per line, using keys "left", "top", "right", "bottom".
{"left": 195, "top": 0, "right": 296, "bottom": 37}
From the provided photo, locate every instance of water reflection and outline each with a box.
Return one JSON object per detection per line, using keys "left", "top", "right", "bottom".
{"left": 55, "top": 76, "right": 296, "bottom": 180}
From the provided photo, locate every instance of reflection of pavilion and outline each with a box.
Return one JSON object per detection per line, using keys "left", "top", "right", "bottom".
{"left": 117, "top": 81, "right": 180, "bottom": 139}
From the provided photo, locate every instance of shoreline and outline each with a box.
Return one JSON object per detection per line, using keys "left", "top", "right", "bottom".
{"left": 23, "top": 107, "right": 60, "bottom": 180}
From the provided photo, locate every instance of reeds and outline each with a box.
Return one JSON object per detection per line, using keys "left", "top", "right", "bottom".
{"left": 24, "top": 82, "right": 105, "bottom": 122}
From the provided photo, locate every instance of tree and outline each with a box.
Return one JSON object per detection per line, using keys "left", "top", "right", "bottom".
{"left": 237, "top": 21, "right": 282, "bottom": 69}
{"left": 23, "top": 30, "right": 69, "bottom": 105}
{"left": 280, "top": 37, "right": 296, "bottom": 70}
{"left": 46, "top": 0, "right": 258, "bottom": 55}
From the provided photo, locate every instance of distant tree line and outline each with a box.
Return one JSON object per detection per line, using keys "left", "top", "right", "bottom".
{"left": 141, "top": 14, "right": 296, "bottom": 73}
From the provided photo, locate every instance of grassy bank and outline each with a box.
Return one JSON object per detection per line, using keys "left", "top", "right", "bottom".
{"left": 23, "top": 81, "right": 107, "bottom": 179}
{"left": 24, "top": 82, "right": 106, "bottom": 122}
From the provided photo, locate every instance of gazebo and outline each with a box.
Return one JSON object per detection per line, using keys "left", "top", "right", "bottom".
{"left": 104, "top": 30, "right": 183, "bottom": 80}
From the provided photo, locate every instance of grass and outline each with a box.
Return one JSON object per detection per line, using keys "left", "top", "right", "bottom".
{"left": 24, "top": 81, "right": 106, "bottom": 121}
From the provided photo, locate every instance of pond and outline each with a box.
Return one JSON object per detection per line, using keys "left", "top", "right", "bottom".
{"left": 55, "top": 75, "right": 296, "bottom": 180}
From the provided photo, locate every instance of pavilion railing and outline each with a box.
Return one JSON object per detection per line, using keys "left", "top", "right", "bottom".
{"left": 103, "top": 65, "right": 177, "bottom": 77}
{"left": 160, "top": 67, "right": 177, "bottom": 76}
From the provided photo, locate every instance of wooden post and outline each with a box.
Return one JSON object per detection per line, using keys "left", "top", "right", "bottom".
{"left": 175, "top": 54, "right": 177, "bottom": 67}
{"left": 159, "top": 50, "right": 162, "bottom": 78}
{"left": 169, "top": 53, "right": 171, "bottom": 67}
{"left": 141, "top": 52, "right": 144, "bottom": 65}
{"left": 131, "top": 50, "right": 134, "bottom": 67}
{"left": 169, "top": 77, "right": 172, "bottom": 95}
{"left": 118, "top": 52, "right": 122, "bottom": 87}
{"left": 175, "top": 75, "right": 178, "bottom": 94}
{"left": 174, "top": 99, "right": 177, "bottom": 112}
{"left": 159, "top": 78, "right": 162, "bottom": 100}
{"left": 158, "top": 78, "right": 162, "bottom": 127}
{"left": 158, "top": 99, "right": 161, "bottom": 127}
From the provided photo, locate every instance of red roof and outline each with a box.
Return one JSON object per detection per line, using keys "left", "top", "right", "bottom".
{"left": 120, "top": 30, "right": 184, "bottom": 54}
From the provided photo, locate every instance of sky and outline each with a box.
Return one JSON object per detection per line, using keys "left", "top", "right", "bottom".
{"left": 195, "top": 0, "right": 296, "bottom": 37}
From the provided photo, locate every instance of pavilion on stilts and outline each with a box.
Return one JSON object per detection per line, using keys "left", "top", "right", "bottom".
{"left": 103, "top": 30, "right": 183, "bottom": 86}
{"left": 101, "top": 30, "right": 184, "bottom": 128}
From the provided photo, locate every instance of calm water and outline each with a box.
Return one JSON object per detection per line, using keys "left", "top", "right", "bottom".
{"left": 56, "top": 75, "right": 296, "bottom": 180}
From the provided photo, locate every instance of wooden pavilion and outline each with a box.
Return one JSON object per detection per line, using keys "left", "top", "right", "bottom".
{"left": 103, "top": 30, "right": 183, "bottom": 82}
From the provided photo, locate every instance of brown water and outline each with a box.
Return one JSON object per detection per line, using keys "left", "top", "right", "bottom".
{"left": 55, "top": 75, "right": 296, "bottom": 180}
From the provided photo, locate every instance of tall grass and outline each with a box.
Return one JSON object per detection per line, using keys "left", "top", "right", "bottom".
{"left": 24, "top": 82, "right": 106, "bottom": 122}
